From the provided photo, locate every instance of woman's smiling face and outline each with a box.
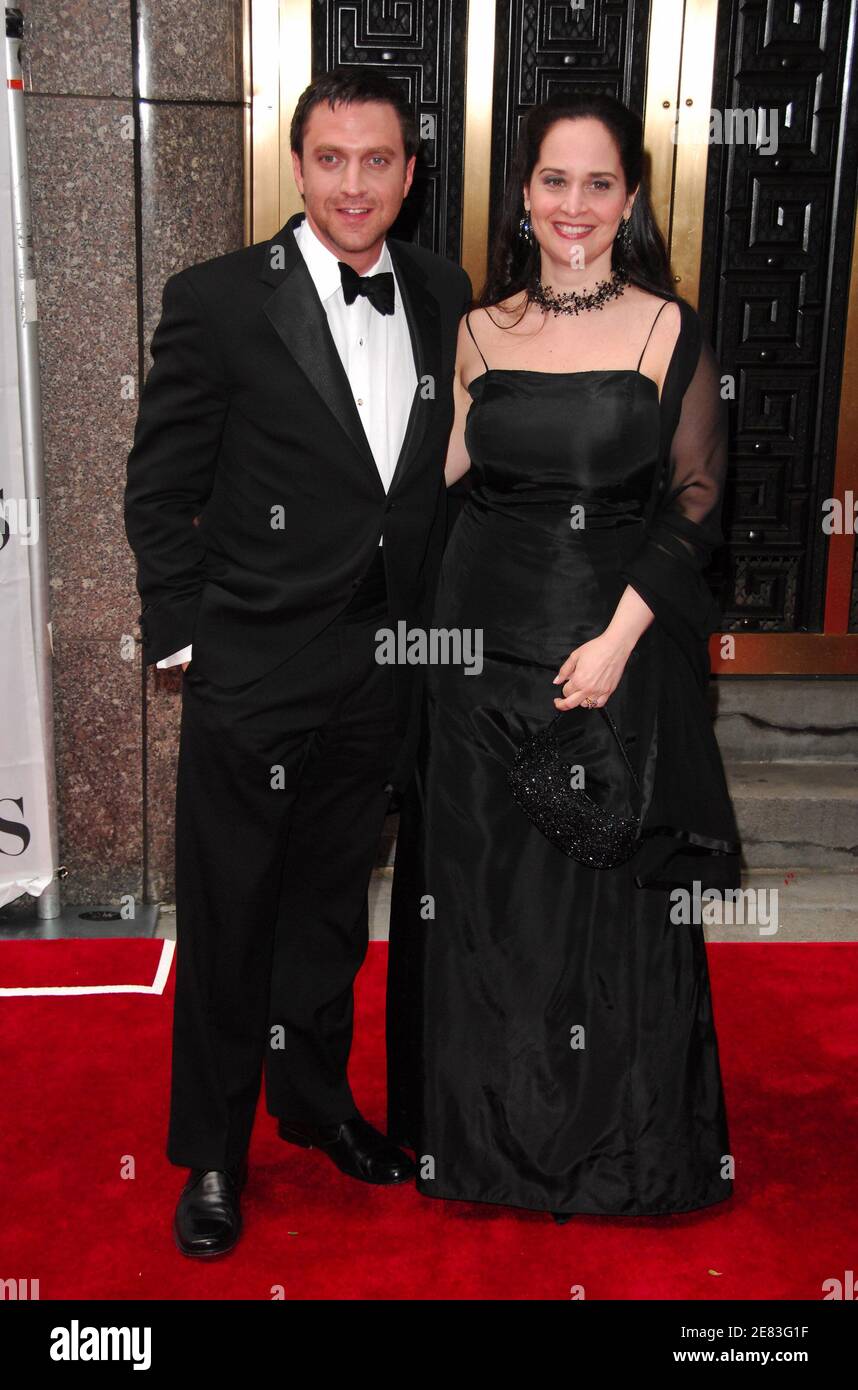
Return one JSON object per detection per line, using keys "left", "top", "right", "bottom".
{"left": 524, "top": 117, "right": 637, "bottom": 277}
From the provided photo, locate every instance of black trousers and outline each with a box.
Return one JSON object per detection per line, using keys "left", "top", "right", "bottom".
{"left": 167, "top": 551, "right": 399, "bottom": 1170}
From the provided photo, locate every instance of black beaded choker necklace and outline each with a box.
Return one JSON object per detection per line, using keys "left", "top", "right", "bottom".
{"left": 531, "top": 265, "right": 630, "bottom": 316}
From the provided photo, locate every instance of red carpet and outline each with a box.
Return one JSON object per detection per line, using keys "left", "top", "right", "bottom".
{"left": 0, "top": 937, "right": 855, "bottom": 1300}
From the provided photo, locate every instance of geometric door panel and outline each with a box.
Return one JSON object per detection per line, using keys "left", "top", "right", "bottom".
{"left": 698, "top": 0, "right": 858, "bottom": 635}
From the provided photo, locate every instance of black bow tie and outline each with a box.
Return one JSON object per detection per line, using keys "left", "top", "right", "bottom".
{"left": 338, "top": 260, "right": 395, "bottom": 315}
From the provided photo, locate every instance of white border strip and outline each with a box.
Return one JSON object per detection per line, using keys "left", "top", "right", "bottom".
{"left": 0, "top": 938, "right": 176, "bottom": 997}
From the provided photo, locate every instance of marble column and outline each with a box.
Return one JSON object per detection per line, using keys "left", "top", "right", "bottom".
{"left": 17, "top": 0, "right": 245, "bottom": 909}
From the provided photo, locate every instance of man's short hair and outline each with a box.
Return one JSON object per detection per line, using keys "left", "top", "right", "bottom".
{"left": 290, "top": 66, "right": 420, "bottom": 162}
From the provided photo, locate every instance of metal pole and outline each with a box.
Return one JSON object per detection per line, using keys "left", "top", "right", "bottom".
{"left": 5, "top": 7, "right": 60, "bottom": 917}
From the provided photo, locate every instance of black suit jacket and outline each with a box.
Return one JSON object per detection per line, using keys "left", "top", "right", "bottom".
{"left": 125, "top": 211, "right": 471, "bottom": 785}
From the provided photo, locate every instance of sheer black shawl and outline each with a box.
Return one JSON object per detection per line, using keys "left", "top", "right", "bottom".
{"left": 621, "top": 294, "right": 741, "bottom": 891}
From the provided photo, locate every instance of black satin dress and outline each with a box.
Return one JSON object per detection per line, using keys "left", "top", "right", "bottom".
{"left": 386, "top": 296, "right": 740, "bottom": 1217}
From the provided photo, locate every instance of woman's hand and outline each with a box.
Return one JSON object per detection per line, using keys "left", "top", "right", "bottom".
{"left": 553, "top": 585, "right": 656, "bottom": 710}
{"left": 552, "top": 632, "right": 633, "bottom": 711}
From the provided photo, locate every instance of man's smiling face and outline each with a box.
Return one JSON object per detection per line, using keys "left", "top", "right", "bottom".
{"left": 292, "top": 99, "right": 416, "bottom": 273}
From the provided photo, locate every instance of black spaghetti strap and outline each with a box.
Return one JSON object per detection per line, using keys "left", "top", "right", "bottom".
{"left": 636, "top": 300, "right": 671, "bottom": 372}
{"left": 465, "top": 311, "right": 490, "bottom": 373}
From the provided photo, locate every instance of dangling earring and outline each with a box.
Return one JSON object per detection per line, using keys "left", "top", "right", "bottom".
{"left": 615, "top": 215, "right": 632, "bottom": 258}
{"left": 518, "top": 211, "right": 535, "bottom": 247}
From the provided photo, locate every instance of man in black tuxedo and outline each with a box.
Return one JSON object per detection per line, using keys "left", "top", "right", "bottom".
{"left": 124, "top": 67, "right": 470, "bottom": 1257}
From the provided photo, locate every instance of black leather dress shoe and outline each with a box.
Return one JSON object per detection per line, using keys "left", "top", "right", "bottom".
{"left": 277, "top": 1112, "right": 415, "bottom": 1185}
{"left": 174, "top": 1156, "right": 248, "bottom": 1258}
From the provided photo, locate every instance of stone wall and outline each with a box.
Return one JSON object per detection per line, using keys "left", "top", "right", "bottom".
{"left": 18, "top": 0, "right": 245, "bottom": 906}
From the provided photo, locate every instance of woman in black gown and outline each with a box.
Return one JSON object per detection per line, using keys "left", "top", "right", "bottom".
{"left": 386, "top": 94, "right": 741, "bottom": 1219}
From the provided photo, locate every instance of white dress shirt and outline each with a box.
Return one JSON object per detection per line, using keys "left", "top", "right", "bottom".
{"left": 156, "top": 214, "right": 418, "bottom": 669}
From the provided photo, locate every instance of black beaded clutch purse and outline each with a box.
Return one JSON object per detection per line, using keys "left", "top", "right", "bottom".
{"left": 507, "top": 705, "right": 642, "bottom": 869}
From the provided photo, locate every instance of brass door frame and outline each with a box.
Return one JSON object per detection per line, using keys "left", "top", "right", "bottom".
{"left": 247, "top": 0, "right": 858, "bottom": 675}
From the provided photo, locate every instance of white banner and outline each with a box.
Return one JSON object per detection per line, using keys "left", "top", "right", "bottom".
{"left": 0, "top": 71, "right": 54, "bottom": 908}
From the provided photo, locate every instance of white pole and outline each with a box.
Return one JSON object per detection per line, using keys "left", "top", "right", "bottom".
{"left": 5, "top": 7, "right": 60, "bottom": 917}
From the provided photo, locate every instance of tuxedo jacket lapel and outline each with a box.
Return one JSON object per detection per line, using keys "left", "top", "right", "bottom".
{"left": 260, "top": 212, "right": 442, "bottom": 495}
{"left": 387, "top": 237, "right": 442, "bottom": 493}
{"left": 261, "top": 213, "right": 379, "bottom": 488}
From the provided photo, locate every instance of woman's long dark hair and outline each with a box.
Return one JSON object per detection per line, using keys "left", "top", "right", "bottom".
{"left": 480, "top": 93, "right": 675, "bottom": 318}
